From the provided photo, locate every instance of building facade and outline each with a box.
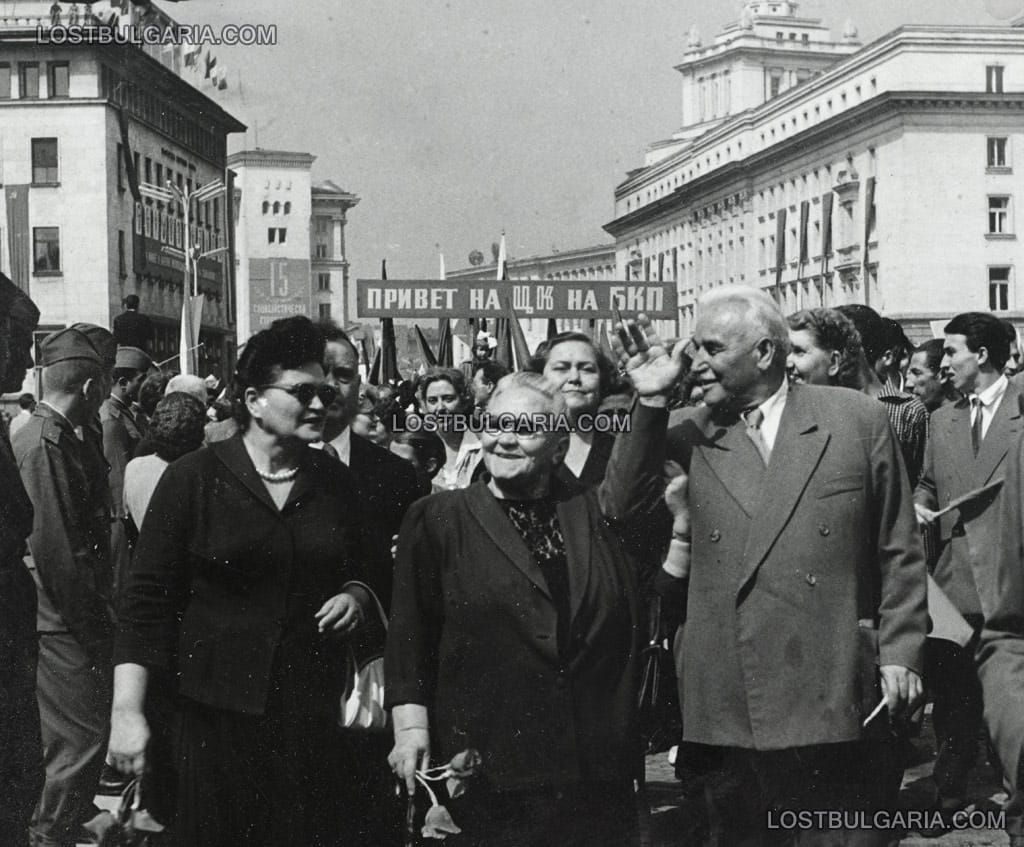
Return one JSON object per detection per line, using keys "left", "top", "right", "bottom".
{"left": 230, "top": 149, "right": 359, "bottom": 344}
{"left": 0, "top": 2, "right": 245, "bottom": 382}
{"left": 605, "top": 3, "right": 1024, "bottom": 339}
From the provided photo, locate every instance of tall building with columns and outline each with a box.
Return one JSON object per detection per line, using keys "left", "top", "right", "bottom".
{"left": 605, "top": 2, "right": 1024, "bottom": 339}
{"left": 229, "top": 149, "right": 359, "bottom": 344}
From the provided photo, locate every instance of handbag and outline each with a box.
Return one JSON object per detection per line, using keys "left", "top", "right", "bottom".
{"left": 98, "top": 777, "right": 165, "bottom": 846}
{"left": 339, "top": 580, "right": 389, "bottom": 730}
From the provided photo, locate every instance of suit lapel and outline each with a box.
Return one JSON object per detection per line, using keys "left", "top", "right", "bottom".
{"left": 464, "top": 482, "right": 553, "bottom": 600}
{"left": 947, "top": 400, "right": 973, "bottom": 489}
{"left": 697, "top": 414, "right": 766, "bottom": 519}
{"left": 738, "top": 387, "right": 829, "bottom": 593}
{"left": 557, "top": 495, "right": 592, "bottom": 624}
{"left": 211, "top": 435, "right": 282, "bottom": 515}
{"left": 974, "top": 384, "right": 1022, "bottom": 486}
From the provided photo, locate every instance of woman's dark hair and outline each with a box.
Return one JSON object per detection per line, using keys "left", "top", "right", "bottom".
{"left": 137, "top": 371, "right": 171, "bottom": 417}
{"left": 233, "top": 316, "right": 326, "bottom": 425}
{"left": 134, "top": 392, "right": 207, "bottom": 462}
{"left": 417, "top": 367, "right": 472, "bottom": 413}
{"left": 373, "top": 394, "right": 407, "bottom": 433}
{"left": 391, "top": 427, "right": 446, "bottom": 478}
{"left": 525, "top": 331, "right": 617, "bottom": 399}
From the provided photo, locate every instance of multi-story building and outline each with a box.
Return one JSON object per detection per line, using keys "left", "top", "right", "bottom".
{"left": 230, "top": 149, "right": 359, "bottom": 344}
{"left": 0, "top": 1, "right": 245, "bottom": 382}
{"left": 605, "top": 2, "right": 1024, "bottom": 339}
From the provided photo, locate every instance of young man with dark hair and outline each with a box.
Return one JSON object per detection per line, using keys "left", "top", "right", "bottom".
{"left": 470, "top": 358, "right": 509, "bottom": 410}
{"left": 915, "top": 310, "right": 1022, "bottom": 836}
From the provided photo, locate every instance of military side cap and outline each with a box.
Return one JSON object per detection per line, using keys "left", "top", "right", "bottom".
{"left": 115, "top": 346, "right": 152, "bottom": 372}
{"left": 39, "top": 328, "right": 103, "bottom": 367}
{"left": 70, "top": 323, "right": 117, "bottom": 367}
{"left": 0, "top": 272, "right": 40, "bottom": 328}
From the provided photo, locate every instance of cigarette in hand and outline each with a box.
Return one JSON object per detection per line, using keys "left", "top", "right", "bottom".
{"left": 862, "top": 697, "right": 887, "bottom": 727}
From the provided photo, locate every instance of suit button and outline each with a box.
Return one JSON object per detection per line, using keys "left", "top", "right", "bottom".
{"left": 806, "top": 573, "right": 817, "bottom": 586}
{"left": 709, "top": 530, "right": 722, "bottom": 542}
{"left": 819, "top": 524, "right": 830, "bottom": 536}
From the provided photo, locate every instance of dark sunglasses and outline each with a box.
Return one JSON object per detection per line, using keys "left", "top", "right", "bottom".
{"left": 258, "top": 382, "right": 338, "bottom": 407}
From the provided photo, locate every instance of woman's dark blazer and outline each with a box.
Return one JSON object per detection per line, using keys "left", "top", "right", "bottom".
{"left": 114, "top": 434, "right": 363, "bottom": 716}
{"left": 384, "top": 480, "right": 643, "bottom": 792}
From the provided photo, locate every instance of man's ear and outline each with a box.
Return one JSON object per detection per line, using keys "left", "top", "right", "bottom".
{"left": 977, "top": 345, "right": 990, "bottom": 368}
{"left": 754, "top": 338, "right": 775, "bottom": 370}
{"left": 827, "top": 349, "right": 842, "bottom": 378}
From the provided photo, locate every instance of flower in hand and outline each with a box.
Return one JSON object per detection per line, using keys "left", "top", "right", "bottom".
{"left": 409, "top": 748, "right": 482, "bottom": 841}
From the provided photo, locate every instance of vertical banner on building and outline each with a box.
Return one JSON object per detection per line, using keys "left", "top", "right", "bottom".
{"left": 862, "top": 177, "right": 876, "bottom": 288}
{"left": 4, "top": 185, "right": 30, "bottom": 292}
{"left": 798, "top": 200, "right": 810, "bottom": 273}
{"left": 820, "top": 192, "right": 834, "bottom": 279}
{"left": 115, "top": 105, "right": 146, "bottom": 272}
{"left": 225, "top": 168, "right": 237, "bottom": 326}
{"left": 774, "top": 208, "right": 787, "bottom": 288}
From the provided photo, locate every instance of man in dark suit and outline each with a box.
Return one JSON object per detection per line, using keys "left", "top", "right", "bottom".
{"left": 111, "top": 295, "right": 154, "bottom": 353}
{"left": 14, "top": 328, "right": 115, "bottom": 847}
{"left": 978, "top": 431, "right": 1024, "bottom": 847}
{"left": 319, "top": 321, "right": 420, "bottom": 846}
{"left": 915, "top": 312, "right": 1023, "bottom": 833}
{"left": 0, "top": 275, "right": 44, "bottom": 847}
{"left": 603, "top": 287, "right": 927, "bottom": 846}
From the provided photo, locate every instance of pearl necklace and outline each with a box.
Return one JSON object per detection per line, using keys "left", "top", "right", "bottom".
{"left": 256, "top": 466, "right": 298, "bottom": 482}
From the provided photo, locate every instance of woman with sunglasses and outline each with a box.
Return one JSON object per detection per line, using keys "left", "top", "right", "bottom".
{"left": 387, "top": 372, "right": 644, "bottom": 846}
{"left": 109, "top": 316, "right": 368, "bottom": 846}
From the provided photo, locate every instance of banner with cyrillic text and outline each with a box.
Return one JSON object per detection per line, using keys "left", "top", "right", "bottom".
{"left": 356, "top": 279, "right": 677, "bottom": 319}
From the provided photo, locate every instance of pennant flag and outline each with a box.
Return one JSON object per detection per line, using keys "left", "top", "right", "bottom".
{"left": 380, "top": 317, "right": 400, "bottom": 384}
{"left": 547, "top": 318, "right": 559, "bottom": 340}
{"left": 798, "top": 200, "right": 810, "bottom": 271}
{"left": 774, "top": 208, "right": 787, "bottom": 288}
{"left": 115, "top": 103, "right": 146, "bottom": 271}
{"left": 863, "top": 177, "right": 876, "bottom": 285}
{"left": 414, "top": 324, "right": 438, "bottom": 368}
{"left": 439, "top": 252, "right": 446, "bottom": 281}
{"left": 820, "top": 191, "right": 834, "bottom": 280}
{"left": 437, "top": 319, "right": 453, "bottom": 368}
{"left": 367, "top": 347, "right": 381, "bottom": 386}
{"left": 381, "top": 258, "right": 388, "bottom": 281}
{"left": 494, "top": 318, "right": 512, "bottom": 371}
{"left": 179, "top": 293, "right": 204, "bottom": 375}
{"left": 506, "top": 299, "right": 531, "bottom": 370}
{"left": 496, "top": 232, "right": 508, "bottom": 281}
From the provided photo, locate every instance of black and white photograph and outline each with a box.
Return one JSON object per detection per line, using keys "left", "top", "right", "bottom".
{"left": 2, "top": 0, "right": 1024, "bottom": 845}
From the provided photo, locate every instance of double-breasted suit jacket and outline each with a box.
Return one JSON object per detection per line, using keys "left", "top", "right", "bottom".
{"left": 915, "top": 382, "right": 1023, "bottom": 620}
{"left": 602, "top": 383, "right": 928, "bottom": 751}
{"left": 385, "top": 481, "right": 644, "bottom": 791}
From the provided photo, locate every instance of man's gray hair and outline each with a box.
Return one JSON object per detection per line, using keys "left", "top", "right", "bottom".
{"left": 697, "top": 285, "right": 791, "bottom": 361}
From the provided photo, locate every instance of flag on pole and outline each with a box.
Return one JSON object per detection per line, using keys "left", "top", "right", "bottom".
{"left": 179, "top": 293, "right": 204, "bottom": 375}
{"left": 774, "top": 208, "right": 787, "bottom": 288}
{"left": 439, "top": 252, "right": 446, "bottom": 281}
{"left": 820, "top": 192, "right": 834, "bottom": 281}
{"left": 437, "top": 319, "right": 453, "bottom": 368}
{"left": 204, "top": 51, "right": 217, "bottom": 80}
{"left": 379, "top": 259, "right": 400, "bottom": 383}
{"left": 414, "top": 325, "right": 438, "bottom": 368}
{"left": 547, "top": 318, "right": 559, "bottom": 340}
{"left": 368, "top": 347, "right": 381, "bottom": 386}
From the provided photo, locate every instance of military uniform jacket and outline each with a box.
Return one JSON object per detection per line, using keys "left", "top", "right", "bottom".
{"left": 914, "top": 382, "right": 1023, "bottom": 620}
{"left": 601, "top": 384, "right": 927, "bottom": 751}
{"left": 0, "top": 418, "right": 32, "bottom": 564}
{"left": 101, "top": 395, "right": 143, "bottom": 519}
{"left": 12, "top": 405, "right": 114, "bottom": 661}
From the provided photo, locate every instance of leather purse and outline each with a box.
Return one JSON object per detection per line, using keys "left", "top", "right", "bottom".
{"left": 339, "top": 581, "right": 389, "bottom": 730}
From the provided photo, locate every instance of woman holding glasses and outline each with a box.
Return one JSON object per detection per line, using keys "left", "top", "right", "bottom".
{"left": 109, "top": 316, "right": 368, "bottom": 846}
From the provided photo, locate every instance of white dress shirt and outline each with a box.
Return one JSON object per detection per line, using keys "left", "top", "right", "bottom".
{"left": 742, "top": 378, "right": 789, "bottom": 452}
{"left": 969, "top": 374, "right": 1008, "bottom": 441}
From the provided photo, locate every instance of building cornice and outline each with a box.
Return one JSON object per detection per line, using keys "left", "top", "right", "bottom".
{"left": 604, "top": 90, "right": 1024, "bottom": 236}
{"left": 618, "top": 25, "right": 1024, "bottom": 198}
{"left": 228, "top": 150, "right": 316, "bottom": 169}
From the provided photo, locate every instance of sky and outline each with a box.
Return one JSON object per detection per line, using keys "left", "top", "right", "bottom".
{"left": 170, "top": 0, "right": 1010, "bottom": 279}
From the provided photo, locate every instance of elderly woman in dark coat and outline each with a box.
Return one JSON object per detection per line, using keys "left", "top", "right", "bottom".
{"left": 387, "top": 372, "right": 644, "bottom": 847}
{"left": 109, "top": 316, "right": 368, "bottom": 846}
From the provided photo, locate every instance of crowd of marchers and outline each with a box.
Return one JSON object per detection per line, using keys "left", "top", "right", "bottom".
{"left": 6, "top": 272, "right": 1024, "bottom": 847}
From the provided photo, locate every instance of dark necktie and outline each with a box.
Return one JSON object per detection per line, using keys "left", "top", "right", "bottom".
{"left": 743, "top": 407, "right": 771, "bottom": 466}
{"left": 970, "top": 396, "right": 983, "bottom": 456}
{"left": 321, "top": 441, "right": 340, "bottom": 462}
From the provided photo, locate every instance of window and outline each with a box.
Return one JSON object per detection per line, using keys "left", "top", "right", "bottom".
{"left": 0, "top": 63, "right": 11, "bottom": 99}
{"left": 801, "top": 33, "right": 809, "bottom": 44}
{"left": 31, "top": 138, "right": 58, "bottom": 184}
{"left": 988, "top": 137, "right": 1009, "bottom": 169}
{"left": 116, "top": 143, "right": 124, "bottom": 191}
{"left": 267, "top": 228, "right": 276, "bottom": 244}
{"left": 317, "top": 273, "right": 331, "bottom": 292}
{"left": 33, "top": 227, "right": 60, "bottom": 272}
{"left": 283, "top": 202, "right": 291, "bottom": 214}
{"left": 987, "top": 65, "right": 1004, "bottom": 94}
{"left": 769, "top": 70, "right": 782, "bottom": 98}
{"left": 118, "top": 230, "right": 126, "bottom": 278}
{"left": 989, "top": 196, "right": 1011, "bottom": 234}
{"left": 990, "top": 267, "right": 1011, "bottom": 311}
{"left": 155, "top": 163, "right": 163, "bottom": 188}
{"left": 277, "top": 228, "right": 287, "bottom": 244}
{"left": 318, "top": 303, "right": 331, "bottom": 319}
{"left": 48, "top": 62, "right": 69, "bottom": 98}
{"left": 262, "top": 200, "right": 269, "bottom": 214}
{"left": 272, "top": 201, "right": 280, "bottom": 214}
{"left": 144, "top": 156, "right": 152, "bottom": 184}
{"left": 315, "top": 243, "right": 328, "bottom": 258}
{"left": 19, "top": 63, "right": 39, "bottom": 98}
